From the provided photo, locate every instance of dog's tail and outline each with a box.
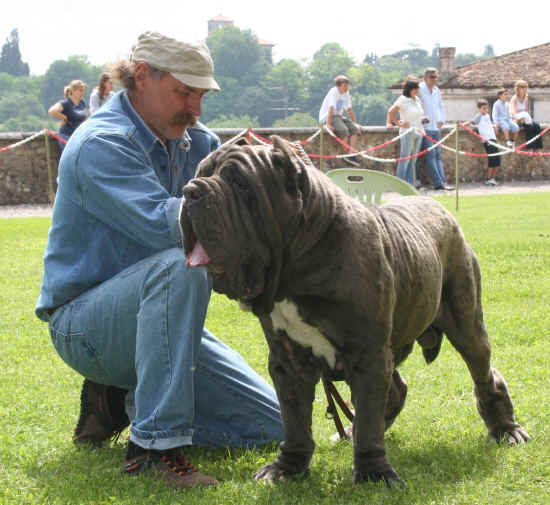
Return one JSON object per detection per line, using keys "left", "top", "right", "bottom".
{"left": 417, "top": 326, "right": 444, "bottom": 364}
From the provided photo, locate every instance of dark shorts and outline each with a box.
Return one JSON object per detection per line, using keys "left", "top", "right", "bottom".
{"left": 332, "top": 115, "right": 360, "bottom": 139}
{"left": 484, "top": 142, "right": 501, "bottom": 168}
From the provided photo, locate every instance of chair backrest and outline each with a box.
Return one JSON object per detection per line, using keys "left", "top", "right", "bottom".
{"left": 325, "top": 168, "right": 419, "bottom": 206}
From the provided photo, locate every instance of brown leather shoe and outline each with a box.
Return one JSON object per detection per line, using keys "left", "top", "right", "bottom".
{"left": 123, "top": 442, "right": 220, "bottom": 489}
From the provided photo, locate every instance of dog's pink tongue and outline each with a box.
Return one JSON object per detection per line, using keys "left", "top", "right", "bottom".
{"left": 186, "top": 240, "right": 211, "bottom": 267}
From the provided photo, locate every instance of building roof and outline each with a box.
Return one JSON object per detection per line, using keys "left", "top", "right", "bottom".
{"left": 441, "top": 42, "right": 550, "bottom": 89}
{"left": 208, "top": 15, "right": 233, "bottom": 22}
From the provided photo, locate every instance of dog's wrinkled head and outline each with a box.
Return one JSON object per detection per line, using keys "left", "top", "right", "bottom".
{"left": 181, "top": 136, "right": 310, "bottom": 314}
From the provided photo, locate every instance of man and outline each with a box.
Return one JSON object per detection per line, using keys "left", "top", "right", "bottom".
{"left": 35, "top": 31, "right": 282, "bottom": 490}
{"left": 418, "top": 68, "right": 454, "bottom": 190}
{"left": 319, "top": 75, "right": 361, "bottom": 164}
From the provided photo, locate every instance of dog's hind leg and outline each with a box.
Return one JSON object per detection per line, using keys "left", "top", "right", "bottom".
{"left": 385, "top": 369, "right": 408, "bottom": 430}
{"left": 439, "top": 246, "right": 529, "bottom": 444}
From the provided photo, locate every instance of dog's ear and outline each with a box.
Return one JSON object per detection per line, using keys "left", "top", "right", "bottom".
{"left": 233, "top": 137, "right": 250, "bottom": 146}
{"left": 271, "top": 135, "right": 309, "bottom": 195}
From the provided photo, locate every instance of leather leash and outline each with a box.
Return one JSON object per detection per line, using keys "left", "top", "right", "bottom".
{"left": 321, "top": 375, "right": 354, "bottom": 440}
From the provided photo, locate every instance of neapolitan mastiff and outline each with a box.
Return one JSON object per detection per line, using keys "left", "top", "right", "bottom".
{"left": 180, "top": 136, "right": 529, "bottom": 487}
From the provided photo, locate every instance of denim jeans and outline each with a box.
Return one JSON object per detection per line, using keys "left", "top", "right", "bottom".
{"left": 396, "top": 129, "right": 422, "bottom": 186}
{"left": 49, "top": 248, "right": 283, "bottom": 450}
{"left": 421, "top": 129, "right": 447, "bottom": 187}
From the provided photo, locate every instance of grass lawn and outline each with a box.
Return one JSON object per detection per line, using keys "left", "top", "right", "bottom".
{"left": 1, "top": 192, "right": 549, "bottom": 505}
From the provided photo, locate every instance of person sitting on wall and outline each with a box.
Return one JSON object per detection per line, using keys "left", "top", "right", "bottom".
{"left": 492, "top": 88, "right": 519, "bottom": 149}
{"left": 319, "top": 75, "right": 362, "bottom": 165}
{"left": 509, "top": 80, "right": 543, "bottom": 151}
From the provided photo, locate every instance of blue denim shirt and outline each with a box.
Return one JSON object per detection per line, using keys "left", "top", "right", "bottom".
{"left": 35, "top": 90, "right": 220, "bottom": 321}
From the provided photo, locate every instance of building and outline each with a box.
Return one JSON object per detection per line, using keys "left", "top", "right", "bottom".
{"left": 207, "top": 15, "right": 275, "bottom": 59}
{"left": 391, "top": 43, "right": 550, "bottom": 122}
{"left": 207, "top": 15, "right": 234, "bottom": 35}
{"left": 437, "top": 44, "right": 550, "bottom": 122}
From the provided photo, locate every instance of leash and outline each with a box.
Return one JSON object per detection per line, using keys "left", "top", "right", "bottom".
{"left": 321, "top": 375, "right": 354, "bottom": 440}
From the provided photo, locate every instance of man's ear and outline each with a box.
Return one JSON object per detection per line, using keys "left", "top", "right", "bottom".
{"left": 133, "top": 62, "right": 151, "bottom": 92}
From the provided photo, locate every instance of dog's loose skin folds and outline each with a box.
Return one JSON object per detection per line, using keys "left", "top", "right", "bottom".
{"left": 180, "top": 136, "right": 530, "bottom": 487}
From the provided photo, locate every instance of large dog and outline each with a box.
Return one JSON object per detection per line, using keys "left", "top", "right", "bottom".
{"left": 180, "top": 136, "right": 529, "bottom": 486}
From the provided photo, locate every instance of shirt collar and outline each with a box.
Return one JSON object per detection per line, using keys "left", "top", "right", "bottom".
{"left": 120, "top": 91, "right": 191, "bottom": 155}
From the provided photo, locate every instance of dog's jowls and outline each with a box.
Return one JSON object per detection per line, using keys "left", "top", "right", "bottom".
{"left": 180, "top": 136, "right": 530, "bottom": 487}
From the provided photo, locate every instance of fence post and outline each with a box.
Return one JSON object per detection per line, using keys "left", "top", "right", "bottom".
{"left": 319, "top": 124, "right": 325, "bottom": 172}
{"left": 455, "top": 122, "right": 460, "bottom": 211}
{"left": 44, "top": 130, "right": 55, "bottom": 205}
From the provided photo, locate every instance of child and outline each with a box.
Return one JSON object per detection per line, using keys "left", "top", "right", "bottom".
{"left": 467, "top": 99, "right": 501, "bottom": 186}
{"left": 319, "top": 75, "right": 361, "bottom": 164}
{"left": 491, "top": 89, "right": 519, "bottom": 148}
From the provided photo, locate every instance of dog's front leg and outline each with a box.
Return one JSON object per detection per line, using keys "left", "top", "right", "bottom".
{"left": 254, "top": 334, "right": 320, "bottom": 483}
{"left": 346, "top": 344, "right": 404, "bottom": 487}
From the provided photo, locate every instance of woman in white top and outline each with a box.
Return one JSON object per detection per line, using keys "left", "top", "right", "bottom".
{"left": 509, "top": 79, "right": 544, "bottom": 150}
{"left": 386, "top": 80, "right": 427, "bottom": 186}
{"left": 89, "top": 72, "right": 115, "bottom": 115}
{"left": 509, "top": 80, "right": 532, "bottom": 125}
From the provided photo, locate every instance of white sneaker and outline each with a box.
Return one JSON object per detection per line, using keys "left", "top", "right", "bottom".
{"left": 488, "top": 178, "right": 498, "bottom": 186}
{"left": 505, "top": 140, "right": 515, "bottom": 148}
{"left": 484, "top": 179, "right": 492, "bottom": 186}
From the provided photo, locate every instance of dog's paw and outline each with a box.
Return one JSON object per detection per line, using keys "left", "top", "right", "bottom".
{"left": 254, "top": 463, "right": 310, "bottom": 484}
{"left": 353, "top": 466, "right": 405, "bottom": 488}
{"left": 491, "top": 424, "right": 530, "bottom": 445}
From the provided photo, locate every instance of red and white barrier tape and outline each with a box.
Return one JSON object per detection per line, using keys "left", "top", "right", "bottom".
{"left": 46, "top": 130, "right": 68, "bottom": 144}
{"left": 3, "top": 124, "right": 548, "bottom": 161}
{"left": 457, "top": 123, "right": 550, "bottom": 157}
{"left": 0, "top": 129, "right": 49, "bottom": 152}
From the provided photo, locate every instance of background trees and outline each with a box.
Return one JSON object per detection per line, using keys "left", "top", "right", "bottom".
{"left": 0, "top": 26, "right": 494, "bottom": 132}
{"left": 0, "top": 29, "right": 29, "bottom": 77}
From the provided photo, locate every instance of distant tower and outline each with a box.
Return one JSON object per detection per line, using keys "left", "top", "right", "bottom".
{"left": 208, "top": 15, "right": 234, "bottom": 35}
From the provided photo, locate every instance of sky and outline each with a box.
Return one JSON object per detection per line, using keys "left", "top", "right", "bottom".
{"left": 2, "top": 0, "right": 550, "bottom": 76}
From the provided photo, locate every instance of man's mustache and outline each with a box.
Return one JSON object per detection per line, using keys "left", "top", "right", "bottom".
{"left": 170, "top": 113, "right": 198, "bottom": 127}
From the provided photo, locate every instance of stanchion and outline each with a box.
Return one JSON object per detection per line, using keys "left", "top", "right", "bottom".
{"left": 413, "top": 132, "right": 417, "bottom": 189}
{"left": 44, "top": 131, "right": 55, "bottom": 205}
{"left": 455, "top": 122, "right": 459, "bottom": 211}
{"left": 319, "top": 124, "right": 325, "bottom": 172}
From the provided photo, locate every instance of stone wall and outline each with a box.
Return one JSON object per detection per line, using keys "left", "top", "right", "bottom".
{"left": 1, "top": 126, "right": 549, "bottom": 205}
{"left": 0, "top": 131, "right": 62, "bottom": 205}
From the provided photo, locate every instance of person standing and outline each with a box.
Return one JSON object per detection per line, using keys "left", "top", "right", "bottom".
{"left": 465, "top": 99, "right": 502, "bottom": 186}
{"left": 418, "top": 68, "right": 454, "bottom": 190}
{"left": 89, "top": 72, "right": 115, "bottom": 114}
{"left": 386, "top": 80, "right": 426, "bottom": 186}
{"left": 36, "top": 31, "right": 283, "bottom": 490}
{"left": 48, "top": 80, "right": 88, "bottom": 148}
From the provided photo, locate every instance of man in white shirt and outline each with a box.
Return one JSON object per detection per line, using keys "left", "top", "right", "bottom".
{"left": 319, "top": 75, "right": 361, "bottom": 156}
{"left": 418, "top": 68, "right": 454, "bottom": 190}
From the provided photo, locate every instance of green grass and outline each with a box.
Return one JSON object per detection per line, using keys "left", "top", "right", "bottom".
{"left": 1, "top": 192, "right": 549, "bottom": 505}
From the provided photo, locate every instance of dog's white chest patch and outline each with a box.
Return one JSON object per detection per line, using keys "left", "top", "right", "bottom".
{"left": 270, "top": 300, "right": 336, "bottom": 369}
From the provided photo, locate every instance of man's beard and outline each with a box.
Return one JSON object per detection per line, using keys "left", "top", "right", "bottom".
{"left": 170, "top": 112, "right": 198, "bottom": 129}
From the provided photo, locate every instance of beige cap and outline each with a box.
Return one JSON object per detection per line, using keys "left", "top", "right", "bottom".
{"left": 130, "top": 31, "right": 220, "bottom": 91}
